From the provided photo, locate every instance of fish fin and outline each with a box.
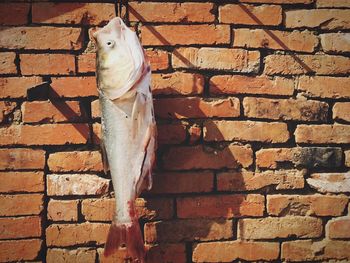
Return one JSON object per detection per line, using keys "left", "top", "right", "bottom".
{"left": 100, "top": 137, "right": 109, "bottom": 174}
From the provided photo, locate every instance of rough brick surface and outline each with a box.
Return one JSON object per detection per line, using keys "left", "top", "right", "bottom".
{"left": 46, "top": 248, "right": 96, "bottom": 263}
{"left": 0, "top": 216, "right": 41, "bottom": 239}
{"left": 295, "top": 124, "right": 350, "bottom": 144}
{"left": 0, "top": 77, "right": 43, "bottom": 99}
{"left": 333, "top": 102, "right": 350, "bottom": 122}
{"left": 317, "top": 0, "right": 350, "bottom": 7}
{"left": 0, "top": 239, "right": 42, "bottom": 262}
{"left": 307, "top": 173, "right": 350, "bottom": 193}
{"left": 48, "top": 199, "right": 79, "bottom": 221}
{"left": 321, "top": 33, "right": 350, "bottom": 53}
{"left": 0, "top": 171, "right": 44, "bottom": 193}
{"left": 50, "top": 77, "right": 98, "bottom": 97}
{"left": 0, "top": 194, "right": 43, "bottom": 216}
{"left": 0, "top": 148, "right": 45, "bottom": 170}
{"left": 327, "top": 216, "right": 350, "bottom": 239}
{"left": 0, "top": 52, "right": 17, "bottom": 74}
{"left": 0, "top": 3, "right": 30, "bottom": 25}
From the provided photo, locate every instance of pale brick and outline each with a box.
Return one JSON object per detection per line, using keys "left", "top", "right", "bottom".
{"left": 333, "top": 102, "right": 350, "bottom": 122}
{"left": 0, "top": 171, "right": 44, "bottom": 193}
{"left": 0, "top": 148, "right": 45, "bottom": 170}
{"left": 0, "top": 52, "right": 16, "bottom": 74}
{"left": 46, "top": 248, "right": 96, "bottom": 263}
{"left": 241, "top": 0, "right": 313, "bottom": 3}
{"left": 327, "top": 216, "right": 350, "bottom": 239}
{"left": 321, "top": 33, "right": 350, "bottom": 53}
{"left": 0, "top": 216, "right": 41, "bottom": 239}
{"left": 317, "top": 0, "right": 350, "bottom": 7}
{"left": 295, "top": 124, "right": 350, "bottom": 144}
{"left": 307, "top": 173, "right": 350, "bottom": 193}
{"left": 0, "top": 76, "right": 43, "bottom": 99}
{"left": 0, "top": 194, "right": 43, "bottom": 216}
{"left": 345, "top": 150, "right": 350, "bottom": 167}
{"left": 0, "top": 239, "right": 42, "bottom": 262}
{"left": 48, "top": 199, "right": 79, "bottom": 221}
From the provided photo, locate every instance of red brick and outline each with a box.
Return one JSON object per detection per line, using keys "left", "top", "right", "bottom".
{"left": 193, "top": 241, "right": 279, "bottom": 262}
{"left": 0, "top": 76, "right": 43, "bottom": 99}
{"left": 298, "top": 76, "right": 350, "bottom": 99}
{"left": 77, "top": 53, "right": 96, "bottom": 73}
{"left": 0, "top": 194, "right": 43, "bottom": 216}
{"left": 0, "top": 171, "right": 44, "bottom": 193}
{"left": 238, "top": 216, "right": 323, "bottom": 239}
{"left": 50, "top": 77, "right": 98, "bottom": 97}
{"left": 295, "top": 124, "right": 350, "bottom": 144}
{"left": 47, "top": 174, "right": 110, "bottom": 196}
{"left": 210, "top": 75, "right": 294, "bottom": 96}
{"left": 241, "top": 0, "right": 312, "bottom": 3}
{"left": 47, "top": 248, "right": 96, "bottom": 263}
{"left": 268, "top": 195, "right": 348, "bottom": 216}
{"left": 333, "top": 102, "right": 350, "bottom": 122}
{"left": 285, "top": 9, "right": 350, "bottom": 30}
{"left": 0, "top": 124, "right": 89, "bottom": 145}
{"left": 282, "top": 239, "right": 350, "bottom": 261}
{"left": 0, "top": 101, "right": 16, "bottom": 123}
{"left": 307, "top": 173, "right": 350, "bottom": 193}
{"left": 20, "top": 54, "right": 75, "bottom": 75}
{"left": 172, "top": 47, "right": 260, "bottom": 73}
{"left": 158, "top": 123, "right": 186, "bottom": 144}
{"left": 22, "top": 100, "right": 85, "bottom": 123}
{"left": 204, "top": 120, "right": 289, "bottom": 143}
{"left": 217, "top": 170, "right": 305, "bottom": 191}
{"left": 317, "top": 0, "right": 350, "bottom": 7}
{"left": 243, "top": 97, "right": 329, "bottom": 121}
{"left": 141, "top": 25, "right": 230, "bottom": 46}
{"left": 327, "top": 216, "right": 350, "bottom": 239}
{"left": 0, "top": 239, "right": 42, "bottom": 262}
{"left": 145, "top": 219, "right": 233, "bottom": 243}
{"left": 151, "top": 172, "right": 213, "bottom": 194}
{"left": 265, "top": 54, "right": 350, "bottom": 75}
{"left": 234, "top": 29, "right": 318, "bottom": 52}
{"left": 177, "top": 194, "right": 264, "bottom": 219}
{"left": 0, "top": 148, "right": 45, "bottom": 170}
{"left": 152, "top": 72, "right": 204, "bottom": 96}
{"left": 145, "top": 49, "right": 169, "bottom": 71}
{"left": 0, "top": 3, "right": 29, "bottom": 25}
{"left": 92, "top": 123, "right": 101, "bottom": 145}
{"left": 0, "top": 26, "right": 82, "bottom": 50}
{"left": 48, "top": 199, "right": 79, "bottom": 222}
{"left": 0, "top": 216, "right": 41, "bottom": 239}
{"left": 46, "top": 222, "right": 109, "bottom": 246}
{"left": 82, "top": 197, "right": 173, "bottom": 221}
{"left": 48, "top": 151, "right": 102, "bottom": 172}
{"left": 32, "top": 3, "right": 115, "bottom": 25}
{"left": 155, "top": 97, "right": 240, "bottom": 119}
{"left": 219, "top": 4, "right": 282, "bottom": 25}
{"left": 0, "top": 52, "right": 16, "bottom": 74}
{"left": 321, "top": 33, "right": 350, "bottom": 53}
{"left": 163, "top": 144, "right": 253, "bottom": 170}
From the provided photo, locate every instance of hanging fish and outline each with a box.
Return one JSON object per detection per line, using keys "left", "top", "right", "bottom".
{"left": 93, "top": 17, "right": 156, "bottom": 261}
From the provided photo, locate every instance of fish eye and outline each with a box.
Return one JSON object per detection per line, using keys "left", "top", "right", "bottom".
{"left": 106, "top": 40, "right": 115, "bottom": 47}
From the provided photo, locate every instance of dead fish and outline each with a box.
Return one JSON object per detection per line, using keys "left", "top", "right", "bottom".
{"left": 93, "top": 17, "right": 156, "bottom": 261}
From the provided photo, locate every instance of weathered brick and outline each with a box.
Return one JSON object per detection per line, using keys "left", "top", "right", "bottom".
{"left": 163, "top": 144, "right": 253, "bottom": 170}
{"left": 21, "top": 54, "right": 75, "bottom": 75}
{"left": 0, "top": 239, "right": 42, "bottom": 262}
{"left": 158, "top": 123, "right": 187, "bottom": 144}
{"left": 32, "top": 3, "right": 115, "bottom": 25}
{"left": 77, "top": 53, "right": 96, "bottom": 73}
{"left": 129, "top": 2, "right": 214, "bottom": 23}
{"left": 333, "top": 102, "right": 350, "bottom": 122}
{"left": 0, "top": 194, "right": 43, "bottom": 216}
{"left": 91, "top": 99, "right": 100, "bottom": 119}
{"left": 210, "top": 75, "right": 294, "bottom": 96}
{"left": 0, "top": 52, "right": 16, "bottom": 74}
{"left": 0, "top": 26, "right": 82, "bottom": 50}
{"left": 145, "top": 219, "right": 233, "bottom": 243}
{"left": 238, "top": 216, "right": 323, "bottom": 239}
{"left": 256, "top": 147, "right": 342, "bottom": 169}
{"left": 0, "top": 3, "right": 30, "bottom": 25}
{"left": 0, "top": 171, "right": 44, "bottom": 193}
{"left": 152, "top": 72, "right": 204, "bottom": 96}
{"left": 46, "top": 222, "right": 109, "bottom": 246}
{"left": 92, "top": 123, "right": 101, "bottom": 145}
{"left": 268, "top": 194, "right": 348, "bottom": 216}
{"left": 47, "top": 174, "right": 110, "bottom": 196}
{"left": 155, "top": 97, "right": 240, "bottom": 119}
{"left": 47, "top": 248, "right": 96, "bottom": 263}
{"left": 241, "top": 0, "right": 313, "bottom": 3}
{"left": 146, "top": 50, "right": 169, "bottom": 71}
{"left": 0, "top": 76, "right": 43, "bottom": 99}
{"left": 219, "top": 4, "right": 282, "bottom": 25}
{"left": 327, "top": 216, "right": 350, "bottom": 239}
{"left": 0, "top": 101, "right": 16, "bottom": 123}
{"left": 189, "top": 124, "right": 201, "bottom": 144}
{"left": 204, "top": 120, "right": 289, "bottom": 143}
{"left": 244, "top": 97, "right": 328, "bottom": 121}
{"left": 172, "top": 47, "right": 260, "bottom": 73}
{"left": 82, "top": 197, "right": 173, "bottom": 221}
{"left": 0, "top": 124, "right": 89, "bottom": 145}
{"left": 321, "top": 33, "right": 350, "bottom": 53}
{"left": 48, "top": 199, "right": 79, "bottom": 222}
{"left": 217, "top": 170, "right": 305, "bottom": 191}
{"left": 307, "top": 173, "right": 350, "bottom": 193}
{"left": 0, "top": 148, "right": 45, "bottom": 170}
{"left": 177, "top": 194, "right": 264, "bottom": 218}
{"left": 141, "top": 25, "right": 230, "bottom": 46}
{"left": 265, "top": 54, "right": 350, "bottom": 75}
{"left": 0, "top": 216, "right": 41, "bottom": 239}
{"left": 50, "top": 76, "right": 97, "bottom": 97}
{"left": 285, "top": 9, "right": 350, "bottom": 29}
{"left": 22, "top": 101, "right": 85, "bottom": 123}
{"left": 298, "top": 76, "right": 350, "bottom": 99}
{"left": 282, "top": 239, "right": 350, "bottom": 261}
{"left": 151, "top": 172, "right": 213, "bottom": 194}
{"left": 295, "top": 124, "right": 350, "bottom": 144}
{"left": 345, "top": 150, "right": 350, "bottom": 167}
{"left": 193, "top": 241, "right": 279, "bottom": 262}
{"left": 234, "top": 29, "right": 318, "bottom": 52}
{"left": 48, "top": 151, "right": 102, "bottom": 172}
{"left": 317, "top": 0, "right": 350, "bottom": 7}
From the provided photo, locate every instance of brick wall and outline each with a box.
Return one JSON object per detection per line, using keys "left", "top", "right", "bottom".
{"left": 0, "top": 1, "right": 349, "bottom": 262}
